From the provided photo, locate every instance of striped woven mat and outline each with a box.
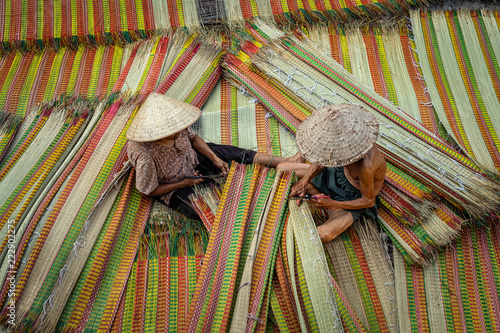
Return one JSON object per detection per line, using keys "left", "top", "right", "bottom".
{"left": 395, "top": 222, "right": 500, "bottom": 332}
{"left": 411, "top": 9, "right": 500, "bottom": 175}
{"left": 223, "top": 23, "right": 500, "bottom": 264}
{"left": 0, "top": 0, "right": 429, "bottom": 52}
{"left": 0, "top": 46, "right": 125, "bottom": 115}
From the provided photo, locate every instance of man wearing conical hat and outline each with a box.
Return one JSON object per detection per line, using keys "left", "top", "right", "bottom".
{"left": 278, "top": 104, "right": 387, "bottom": 242}
{"left": 126, "top": 93, "right": 300, "bottom": 221}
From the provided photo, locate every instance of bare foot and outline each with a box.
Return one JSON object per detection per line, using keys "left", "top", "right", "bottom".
{"left": 317, "top": 210, "right": 354, "bottom": 242}
{"left": 287, "top": 152, "right": 306, "bottom": 164}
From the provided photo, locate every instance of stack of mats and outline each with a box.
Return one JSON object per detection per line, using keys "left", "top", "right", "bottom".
{"left": 410, "top": 9, "right": 500, "bottom": 175}
{"left": 0, "top": 0, "right": 154, "bottom": 52}
{"left": 0, "top": 45, "right": 125, "bottom": 115}
{"left": 0, "top": 31, "right": 224, "bottom": 116}
{"left": 0, "top": 30, "right": 225, "bottom": 330}
{"left": 162, "top": 0, "right": 429, "bottom": 29}
{"left": 223, "top": 20, "right": 500, "bottom": 264}
{"left": 304, "top": 23, "right": 439, "bottom": 134}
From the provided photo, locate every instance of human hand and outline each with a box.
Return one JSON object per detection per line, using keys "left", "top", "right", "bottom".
{"left": 289, "top": 178, "right": 309, "bottom": 206}
{"left": 308, "top": 196, "right": 335, "bottom": 209}
{"left": 183, "top": 171, "right": 205, "bottom": 186}
{"left": 213, "top": 158, "right": 230, "bottom": 175}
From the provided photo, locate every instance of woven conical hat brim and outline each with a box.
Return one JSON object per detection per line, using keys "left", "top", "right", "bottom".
{"left": 126, "top": 93, "right": 201, "bottom": 142}
{"left": 296, "top": 104, "right": 379, "bottom": 167}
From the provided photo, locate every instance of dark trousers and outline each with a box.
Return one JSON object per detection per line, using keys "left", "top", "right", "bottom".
{"left": 168, "top": 143, "right": 257, "bottom": 221}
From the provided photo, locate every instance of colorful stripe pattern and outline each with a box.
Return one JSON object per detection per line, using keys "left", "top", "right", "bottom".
{"left": 0, "top": 0, "right": 152, "bottom": 53}
{"left": 325, "top": 219, "right": 397, "bottom": 332}
{"left": 306, "top": 23, "right": 439, "bottom": 133}
{"left": 198, "top": 77, "right": 297, "bottom": 157}
{"left": 0, "top": 45, "right": 125, "bottom": 115}
{"left": 3, "top": 97, "right": 136, "bottom": 331}
{"left": 411, "top": 10, "right": 500, "bottom": 174}
{"left": 395, "top": 222, "right": 500, "bottom": 332}
{"left": 187, "top": 164, "right": 292, "bottom": 332}
{"left": 223, "top": 24, "right": 500, "bottom": 263}
{"left": 109, "top": 220, "right": 207, "bottom": 332}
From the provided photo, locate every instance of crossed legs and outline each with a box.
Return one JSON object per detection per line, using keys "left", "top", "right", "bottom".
{"left": 277, "top": 160, "right": 354, "bottom": 243}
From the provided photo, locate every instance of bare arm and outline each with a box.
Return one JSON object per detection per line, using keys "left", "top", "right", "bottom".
{"left": 190, "top": 135, "right": 230, "bottom": 175}
{"left": 290, "top": 164, "right": 324, "bottom": 197}
{"left": 143, "top": 173, "right": 204, "bottom": 197}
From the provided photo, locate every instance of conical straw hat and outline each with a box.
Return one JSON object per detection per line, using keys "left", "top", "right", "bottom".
{"left": 296, "top": 104, "right": 379, "bottom": 167}
{"left": 126, "top": 93, "right": 201, "bottom": 142}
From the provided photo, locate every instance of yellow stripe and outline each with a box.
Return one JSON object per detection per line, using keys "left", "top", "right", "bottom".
{"left": 21, "top": 0, "right": 28, "bottom": 41}
{"left": 307, "top": 0, "right": 318, "bottom": 12}
{"left": 66, "top": 47, "right": 85, "bottom": 93}
{"left": 135, "top": 37, "right": 160, "bottom": 93}
{"left": 54, "top": 0, "right": 62, "bottom": 39}
{"left": 120, "top": 0, "right": 128, "bottom": 32}
{"left": 88, "top": 0, "right": 95, "bottom": 36}
{"left": 177, "top": 0, "right": 185, "bottom": 27}
{"left": 339, "top": 28, "right": 351, "bottom": 72}
{"left": 87, "top": 46, "right": 105, "bottom": 95}
{"left": 135, "top": 0, "right": 146, "bottom": 31}
{"left": 71, "top": 0, "right": 78, "bottom": 37}
{"left": 43, "top": 49, "right": 65, "bottom": 100}
{"left": 0, "top": 53, "right": 23, "bottom": 110}
{"left": 374, "top": 27, "right": 398, "bottom": 104}
{"left": 108, "top": 46, "right": 124, "bottom": 95}
{"left": 280, "top": 0, "right": 290, "bottom": 14}
{"left": 102, "top": 0, "right": 110, "bottom": 34}
{"left": 3, "top": 0, "right": 10, "bottom": 43}
{"left": 37, "top": 0, "right": 44, "bottom": 43}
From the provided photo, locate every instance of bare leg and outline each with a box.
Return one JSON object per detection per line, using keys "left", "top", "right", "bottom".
{"left": 317, "top": 209, "right": 353, "bottom": 242}
{"left": 276, "top": 162, "right": 310, "bottom": 178}
{"left": 253, "top": 152, "right": 305, "bottom": 168}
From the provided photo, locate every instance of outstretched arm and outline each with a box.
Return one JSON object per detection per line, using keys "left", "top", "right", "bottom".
{"left": 145, "top": 173, "right": 204, "bottom": 197}
{"left": 190, "top": 134, "right": 230, "bottom": 175}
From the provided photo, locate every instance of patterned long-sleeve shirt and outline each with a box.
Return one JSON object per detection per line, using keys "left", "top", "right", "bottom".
{"left": 127, "top": 127, "right": 199, "bottom": 205}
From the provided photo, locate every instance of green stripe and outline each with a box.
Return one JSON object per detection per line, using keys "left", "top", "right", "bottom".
{"left": 85, "top": 186, "right": 144, "bottom": 330}
{"left": 145, "top": 257, "right": 158, "bottom": 332}
{"left": 56, "top": 174, "right": 127, "bottom": 331}
{"left": 437, "top": 250, "right": 455, "bottom": 332}
{"left": 122, "top": 261, "right": 138, "bottom": 331}
{"left": 295, "top": 240, "right": 318, "bottom": 331}
{"left": 341, "top": 232, "right": 382, "bottom": 332}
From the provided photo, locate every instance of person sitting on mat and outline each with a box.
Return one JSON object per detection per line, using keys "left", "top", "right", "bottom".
{"left": 126, "top": 92, "right": 302, "bottom": 221}
{"left": 277, "top": 103, "right": 387, "bottom": 242}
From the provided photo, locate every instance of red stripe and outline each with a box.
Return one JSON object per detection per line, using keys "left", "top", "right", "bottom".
{"left": 156, "top": 43, "right": 201, "bottom": 94}
{"left": 26, "top": 0, "right": 37, "bottom": 42}
{"left": 400, "top": 30, "right": 438, "bottom": 132}
{"left": 4, "top": 53, "right": 35, "bottom": 112}
{"left": 133, "top": 257, "right": 148, "bottom": 332}
{"left": 156, "top": 257, "right": 169, "bottom": 331}
{"left": 112, "top": 44, "right": 140, "bottom": 92}
{"left": 348, "top": 228, "right": 390, "bottom": 332}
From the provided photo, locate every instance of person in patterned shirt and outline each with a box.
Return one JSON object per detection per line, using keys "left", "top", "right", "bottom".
{"left": 126, "top": 93, "right": 301, "bottom": 221}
